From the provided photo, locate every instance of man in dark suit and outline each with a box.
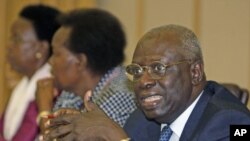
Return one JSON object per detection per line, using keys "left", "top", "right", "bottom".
{"left": 124, "top": 81, "right": 250, "bottom": 141}
{"left": 44, "top": 24, "right": 250, "bottom": 141}
{"left": 123, "top": 24, "right": 250, "bottom": 141}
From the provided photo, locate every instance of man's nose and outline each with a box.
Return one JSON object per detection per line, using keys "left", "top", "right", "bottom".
{"left": 138, "top": 70, "right": 156, "bottom": 89}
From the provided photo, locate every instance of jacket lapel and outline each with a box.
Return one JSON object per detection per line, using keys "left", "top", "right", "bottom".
{"left": 180, "top": 83, "right": 213, "bottom": 141}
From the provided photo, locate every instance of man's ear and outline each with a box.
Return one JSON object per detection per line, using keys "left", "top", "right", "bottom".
{"left": 190, "top": 60, "right": 204, "bottom": 85}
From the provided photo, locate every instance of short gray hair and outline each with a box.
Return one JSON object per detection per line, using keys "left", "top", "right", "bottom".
{"left": 137, "top": 24, "right": 203, "bottom": 62}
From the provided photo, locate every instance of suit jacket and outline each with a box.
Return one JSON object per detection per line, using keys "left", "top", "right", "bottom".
{"left": 124, "top": 81, "right": 250, "bottom": 141}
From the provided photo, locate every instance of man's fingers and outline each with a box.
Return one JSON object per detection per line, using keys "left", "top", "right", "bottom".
{"left": 83, "top": 90, "right": 108, "bottom": 118}
{"left": 54, "top": 108, "right": 81, "bottom": 118}
{"left": 58, "top": 132, "right": 76, "bottom": 141}
{"left": 53, "top": 109, "right": 66, "bottom": 117}
{"left": 84, "top": 90, "right": 96, "bottom": 112}
{"left": 44, "top": 124, "right": 73, "bottom": 140}
{"left": 45, "top": 114, "right": 77, "bottom": 128}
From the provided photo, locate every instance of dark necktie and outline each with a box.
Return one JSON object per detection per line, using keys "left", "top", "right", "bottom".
{"left": 159, "top": 125, "right": 173, "bottom": 141}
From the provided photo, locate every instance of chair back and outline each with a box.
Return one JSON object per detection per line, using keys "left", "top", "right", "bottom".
{"left": 222, "top": 83, "right": 249, "bottom": 105}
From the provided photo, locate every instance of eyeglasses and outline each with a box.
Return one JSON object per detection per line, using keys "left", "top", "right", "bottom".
{"left": 126, "top": 60, "right": 190, "bottom": 81}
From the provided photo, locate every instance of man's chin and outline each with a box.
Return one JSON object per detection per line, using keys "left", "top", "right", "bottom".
{"left": 142, "top": 108, "right": 159, "bottom": 119}
{"left": 141, "top": 108, "right": 168, "bottom": 123}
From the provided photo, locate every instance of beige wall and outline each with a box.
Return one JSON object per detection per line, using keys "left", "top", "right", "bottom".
{"left": 1, "top": 0, "right": 250, "bottom": 114}
{"left": 200, "top": 0, "right": 250, "bottom": 88}
{"left": 0, "top": 0, "right": 7, "bottom": 115}
{"left": 97, "top": 0, "right": 139, "bottom": 65}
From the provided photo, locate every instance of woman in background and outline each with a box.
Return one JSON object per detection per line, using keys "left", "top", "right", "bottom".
{"left": 45, "top": 8, "right": 137, "bottom": 127}
{"left": 0, "top": 5, "right": 60, "bottom": 141}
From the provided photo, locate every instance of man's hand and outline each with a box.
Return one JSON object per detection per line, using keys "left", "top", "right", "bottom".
{"left": 43, "top": 91, "right": 129, "bottom": 141}
{"left": 53, "top": 108, "right": 81, "bottom": 117}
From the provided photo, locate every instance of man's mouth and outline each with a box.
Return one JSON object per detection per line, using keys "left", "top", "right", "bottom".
{"left": 140, "top": 95, "right": 163, "bottom": 110}
{"left": 143, "top": 95, "right": 162, "bottom": 102}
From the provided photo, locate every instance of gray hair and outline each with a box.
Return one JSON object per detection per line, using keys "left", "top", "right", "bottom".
{"left": 137, "top": 24, "right": 203, "bottom": 62}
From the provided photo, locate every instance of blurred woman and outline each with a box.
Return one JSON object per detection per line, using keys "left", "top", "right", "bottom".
{"left": 50, "top": 8, "right": 137, "bottom": 127}
{"left": 0, "top": 5, "right": 60, "bottom": 141}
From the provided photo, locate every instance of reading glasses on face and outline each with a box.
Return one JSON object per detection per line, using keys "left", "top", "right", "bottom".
{"left": 126, "top": 60, "right": 190, "bottom": 81}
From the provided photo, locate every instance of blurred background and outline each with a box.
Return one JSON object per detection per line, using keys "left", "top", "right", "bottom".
{"left": 1, "top": 0, "right": 250, "bottom": 114}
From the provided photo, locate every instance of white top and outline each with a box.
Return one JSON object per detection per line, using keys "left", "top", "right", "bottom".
{"left": 161, "top": 91, "right": 203, "bottom": 141}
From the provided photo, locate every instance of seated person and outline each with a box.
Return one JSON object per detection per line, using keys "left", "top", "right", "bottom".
{"left": 44, "top": 24, "right": 250, "bottom": 141}
{"left": 0, "top": 5, "right": 60, "bottom": 141}
{"left": 36, "top": 8, "right": 137, "bottom": 131}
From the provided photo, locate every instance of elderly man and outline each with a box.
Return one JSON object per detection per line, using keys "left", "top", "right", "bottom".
{"left": 44, "top": 24, "right": 250, "bottom": 141}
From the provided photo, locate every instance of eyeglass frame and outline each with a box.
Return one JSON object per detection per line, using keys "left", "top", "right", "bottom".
{"left": 125, "top": 60, "right": 191, "bottom": 81}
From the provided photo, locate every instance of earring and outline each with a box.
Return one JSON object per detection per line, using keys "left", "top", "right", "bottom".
{"left": 35, "top": 52, "right": 42, "bottom": 59}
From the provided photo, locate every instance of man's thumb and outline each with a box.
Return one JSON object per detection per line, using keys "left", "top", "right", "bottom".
{"left": 84, "top": 90, "right": 96, "bottom": 112}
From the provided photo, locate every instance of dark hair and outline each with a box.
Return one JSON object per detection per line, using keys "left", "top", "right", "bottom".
{"left": 58, "top": 8, "right": 126, "bottom": 74}
{"left": 20, "top": 4, "right": 61, "bottom": 57}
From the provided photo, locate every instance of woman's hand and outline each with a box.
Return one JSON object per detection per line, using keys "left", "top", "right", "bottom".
{"left": 36, "top": 77, "right": 59, "bottom": 134}
{"left": 36, "top": 77, "right": 58, "bottom": 112}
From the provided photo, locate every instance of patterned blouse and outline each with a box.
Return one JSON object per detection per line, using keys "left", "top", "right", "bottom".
{"left": 53, "top": 66, "right": 137, "bottom": 127}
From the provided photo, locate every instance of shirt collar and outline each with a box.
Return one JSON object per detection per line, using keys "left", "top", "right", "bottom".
{"left": 161, "top": 91, "right": 203, "bottom": 138}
